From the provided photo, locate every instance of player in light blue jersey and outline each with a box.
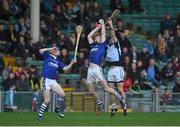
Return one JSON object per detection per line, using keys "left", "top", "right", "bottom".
{"left": 87, "top": 19, "right": 126, "bottom": 115}
{"left": 38, "top": 47, "right": 76, "bottom": 121}
{"left": 106, "top": 18, "right": 127, "bottom": 117}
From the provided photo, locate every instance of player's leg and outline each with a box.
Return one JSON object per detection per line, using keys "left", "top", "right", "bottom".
{"left": 108, "top": 82, "right": 118, "bottom": 117}
{"left": 38, "top": 90, "right": 50, "bottom": 121}
{"left": 116, "top": 67, "right": 126, "bottom": 101}
{"left": 107, "top": 68, "right": 118, "bottom": 116}
{"left": 86, "top": 83, "right": 103, "bottom": 114}
{"left": 38, "top": 78, "right": 51, "bottom": 121}
{"left": 99, "top": 80, "right": 127, "bottom": 115}
{"left": 117, "top": 82, "right": 126, "bottom": 101}
{"left": 115, "top": 67, "right": 127, "bottom": 116}
{"left": 52, "top": 83, "right": 65, "bottom": 118}
{"left": 96, "top": 67, "right": 124, "bottom": 107}
{"left": 87, "top": 67, "right": 103, "bottom": 114}
{"left": 117, "top": 82, "right": 127, "bottom": 116}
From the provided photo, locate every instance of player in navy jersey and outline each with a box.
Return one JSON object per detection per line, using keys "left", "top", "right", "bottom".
{"left": 87, "top": 19, "right": 126, "bottom": 115}
{"left": 38, "top": 47, "right": 76, "bottom": 121}
{"left": 106, "top": 18, "right": 127, "bottom": 117}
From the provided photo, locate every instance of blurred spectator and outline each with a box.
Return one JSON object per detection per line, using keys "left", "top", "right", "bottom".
{"left": 79, "top": 59, "right": 89, "bottom": 92}
{"left": 40, "top": 20, "right": 50, "bottom": 37}
{"left": 46, "top": 14, "right": 58, "bottom": 32}
{"left": 16, "top": 74, "right": 30, "bottom": 91}
{"left": 146, "top": 58, "right": 161, "bottom": 88}
{"left": 163, "top": 29, "right": 175, "bottom": 56}
{"left": 28, "top": 65, "right": 40, "bottom": 91}
{"left": 174, "top": 28, "right": 180, "bottom": 55}
{"left": 73, "top": 51, "right": 87, "bottom": 73}
{"left": 110, "top": 0, "right": 126, "bottom": 13}
{"left": 15, "top": 65, "right": 29, "bottom": 79}
{"left": 161, "top": 61, "right": 176, "bottom": 86}
{"left": 160, "top": 14, "right": 175, "bottom": 34}
{"left": 5, "top": 24, "right": 17, "bottom": 55}
{"left": 91, "top": 1, "right": 103, "bottom": 22}
{"left": 143, "top": 36, "right": 155, "bottom": 56}
{"left": 31, "top": 84, "right": 39, "bottom": 112}
{"left": 53, "top": 3, "right": 69, "bottom": 29}
{"left": 3, "top": 72, "right": 16, "bottom": 91}
{"left": 74, "top": 2, "right": 86, "bottom": 25}
{"left": 129, "top": 63, "right": 140, "bottom": 86}
{"left": 172, "top": 73, "right": 180, "bottom": 104}
{"left": 2, "top": 63, "right": 13, "bottom": 80}
{"left": 78, "top": 32, "right": 89, "bottom": 52}
{"left": 0, "top": 24, "right": 7, "bottom": 42}
{"left": 16, "top": 36, "right": 29, "bottom": 58}
{"left": 0, "top": 55, "right": 5, "bottom": 73}
{"left": 59, "top": 47, "right": 72, "bottom": 74}
{"left": 14, "top": 17, "right": 29, "bottom": 35}
{"left": 26, "top": 38, "right": 37, "bottom": 59}
{"left": 35, "top": 34, "right": 47, "bottom": 59}
{"left": 122, "top": 56, "right": 131, "bottom": 72}
{"left": 9, "top": 0, "right": 20, "bottom": 18}
{"left": 5, "top": 83, "right": 17, "bottom": 111}
{"left": 137, "top": 60, "right": 145, "bottom": 72}
{"left": 172, "top": 56, "right": 180, "bottom": 72}
{"left": 68, "top": 32, "right": 76, "bottom": 51}
{"left": 40, "top": 0, "right": 55, "bottom": 14}
{"left": 176, "top": 13, "right": 180, "bottom": 26}
{"left": 121, "top": 47, "right": 130, "bottom": 65}
{"left": 60, "top": 47, "right": 71, "bottom": 65}
{"left": 156, "top": 38, "right": 168, "bottom": 63}
{"left": 117, "top": 29, "right": 132, "bottom": 49}
{"left": 160, "top": 88, "right": 171, "bottom": 105}
{"left": 128, "top": 0, "right": 144, "bottom": 13}
{"left": 17, "top": 0, "right": 29, "bottom": 18}
{"left": 115, "top": 18, "right": 124, "bottom": 31}
{"left": 129, "top": 45, "right": 138, "bottom": 63}
{"left": 137, "top": 46, "right": 151, "bottom": 68}
{"left": 123, "top": 71, "right": 139, "bottom": 93}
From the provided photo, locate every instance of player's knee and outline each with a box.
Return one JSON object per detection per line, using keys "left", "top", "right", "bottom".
{"left": 44, "top": 98, "right": 50, "bottom": 104}
{"left": 61, "top": 93, "right": 65, "bottom": 98}
{"left": 60, "top": 91, "right": 65, "bottom": 98}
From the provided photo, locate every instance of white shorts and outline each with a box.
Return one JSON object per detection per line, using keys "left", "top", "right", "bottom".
{"left": 87, "top": 65, "right": 105, "bottom": 84}
{"left": 42, "top": 77, "right": 59, "bottom": 90}
{"left": 107, "top": 66, "right": 124, "bottom": 83}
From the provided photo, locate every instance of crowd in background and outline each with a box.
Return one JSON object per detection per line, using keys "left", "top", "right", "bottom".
{"left": 0, "top": 0, "right": 180, "bottom": 107}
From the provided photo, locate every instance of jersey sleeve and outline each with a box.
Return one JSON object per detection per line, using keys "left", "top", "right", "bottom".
{"left": 43, "top": 51, "right": 49, "bottom": 59}
{"left": 58, "top": 60, "right": 65, "bottom": 70}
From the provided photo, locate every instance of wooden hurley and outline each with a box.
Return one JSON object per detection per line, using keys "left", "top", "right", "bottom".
{"left": 74, "top": 25, "right": 83, "bottom": 60}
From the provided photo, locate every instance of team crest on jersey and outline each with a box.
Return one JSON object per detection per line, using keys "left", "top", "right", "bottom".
{"left": 48, "top": 62, "right": 58, "bottom": 68}
{"left": 90, "top": 47, "right": 98, "bottom": 52}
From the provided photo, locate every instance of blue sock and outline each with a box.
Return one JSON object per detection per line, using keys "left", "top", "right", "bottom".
{"left": 38, "top": 102, "right": 47, "bottom": 117}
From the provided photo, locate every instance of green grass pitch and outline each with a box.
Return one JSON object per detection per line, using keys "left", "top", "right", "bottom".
{"left": 0, "top": 112, "right": 180, "bottom": 126}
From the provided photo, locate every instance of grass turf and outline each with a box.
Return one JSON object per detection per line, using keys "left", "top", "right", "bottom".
{"left": 0, "top": 112, "right": 180, "bottom": 126}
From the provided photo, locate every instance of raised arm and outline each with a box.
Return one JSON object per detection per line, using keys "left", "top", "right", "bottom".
{"left": 99, "top": 19, "right": 106, "bottom": 42}
{"left": 39, "top": 47, "right": 55, "bottom": 54}
{"left": 63, "top": 60, "right": 76, "bottom": 72}
{"left": 107, "top": 18, "right": 117, "bottom": 43}
{"left": 87, "top": 24, "right": 101, "bottom": 44}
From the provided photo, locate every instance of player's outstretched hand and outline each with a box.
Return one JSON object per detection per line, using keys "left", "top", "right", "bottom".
{"left": 71, "top": 59, "right": 77, "bottom": 64}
